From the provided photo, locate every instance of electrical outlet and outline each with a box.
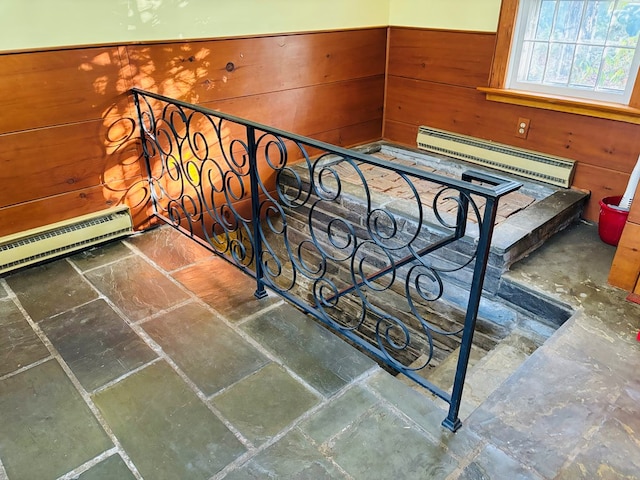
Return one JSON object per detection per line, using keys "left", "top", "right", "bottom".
{"left": 516, "top": 117, "right": 530, "bottom": 138}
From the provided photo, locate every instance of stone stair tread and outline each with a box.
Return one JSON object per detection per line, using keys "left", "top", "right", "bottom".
{"left": 460, "top": 341, "right": 530, "bottom": 411}
{"left": 396, "top": 331, "right": 539, "bottom": 420}
{"left": 397, "top": 344, "right": 485, "bottom": 393}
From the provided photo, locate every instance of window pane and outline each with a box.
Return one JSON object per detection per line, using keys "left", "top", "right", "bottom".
{"left": 598, "top": 46, "right": 634, "bottom": 91}
{"left": 518, "top": 41, "right": 534, "bottom": 80}
{"left": 508, "top": 0, "right": 640, "bottom": 102}
{"left": 534, "top": 1, "right": 557, "bottom": 40}
{"left": 570, "top": 44, "right": 603, "bottom": 86}
{"left": 579, "top": 1, "right": 613, "bottom": 44}
{"left": 545, "top": 42, "right": 576, "bottom": 84}
{"left": 527, "top": 42, "right": 550, "bottom": 82}
{"left": 551, "top": 1, "right": 583, "bottom": 41}
{"left": 608, "top": 3, "right": 640, "bottom": 47}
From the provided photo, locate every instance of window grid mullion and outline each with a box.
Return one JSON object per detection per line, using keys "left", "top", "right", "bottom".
{"left": 596, "top": 0, "right": 619, "bottom": 90}
{"left": 525, "top": 0, "right": 544, "bottom": 82}
{"left": 541, "top": 0, "right": 561, "bottom": 84}
{"left": 568, "top": 0, "right": 590, "bottom": 87}
{"left": 508, "top": 0, "right": 639, "bottom": 103}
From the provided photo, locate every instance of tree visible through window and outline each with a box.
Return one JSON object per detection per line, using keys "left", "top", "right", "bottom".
{"left": 508, "top": 1, "right": 640, "bottom": 103}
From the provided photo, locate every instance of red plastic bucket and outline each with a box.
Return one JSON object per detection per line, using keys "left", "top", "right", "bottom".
{"left": 598, "top": 196, "right": 629, "bottom": 246}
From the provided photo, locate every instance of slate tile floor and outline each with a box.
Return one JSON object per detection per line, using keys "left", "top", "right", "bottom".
{"left": 0, "top": 223, "right": 638, "bottom": 479}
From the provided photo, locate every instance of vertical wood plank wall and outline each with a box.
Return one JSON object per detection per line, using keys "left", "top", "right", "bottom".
{"left": 383, "top": 27, "right": 640, "bottom": 222}
{"left": 2, "top": 24, "right": 640, "bottom": 286}
{"left": 609, "top": 181, "right": 640, "bottom": 290}
{"left": 0, "top": 28, "right": 386, "bottom": 238}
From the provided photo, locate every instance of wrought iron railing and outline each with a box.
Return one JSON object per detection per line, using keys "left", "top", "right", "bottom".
{"left": 132, "top": 88, "right": 522, "bottom": 431}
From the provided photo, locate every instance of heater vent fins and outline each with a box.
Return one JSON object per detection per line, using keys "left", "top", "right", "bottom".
{"left": 0, "top": 206, "right": 133, "bottom": 274}
{"left": 417, "top": 126, "right": 575, "bottom": 187}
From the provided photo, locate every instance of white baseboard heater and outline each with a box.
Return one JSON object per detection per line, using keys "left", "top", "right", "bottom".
{"left": 416, "top": 126, "right": 575, "bottom": 188}
{"left": 0, "top": 206, "right": 133, "bottom": 274}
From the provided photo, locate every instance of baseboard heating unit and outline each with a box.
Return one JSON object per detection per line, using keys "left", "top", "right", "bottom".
{"left": 416, "top": 126, "right": 575, "bottom": 188}
{"left": 0, "top": 206, "right": 133, "bottom": 274}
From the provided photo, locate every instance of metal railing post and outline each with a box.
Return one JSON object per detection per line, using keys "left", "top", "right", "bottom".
{"left": 442, "top": 195, "right": 499, "bottom": 432}
{"left": 246, "top": 126, "right": 268, "bottom": 299}
{"left": 130, "top": 89, "right": 524, "bottom": 429}
{"left": 131, "top": 91, "right": 160, "bottom": 217}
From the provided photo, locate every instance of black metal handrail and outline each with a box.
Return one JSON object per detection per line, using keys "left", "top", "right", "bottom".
{"left": 132, "top": 87, "right": 522, "bottom": 431}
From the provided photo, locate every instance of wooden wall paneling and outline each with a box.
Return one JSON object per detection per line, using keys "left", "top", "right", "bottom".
{"left": 203, "top": 76, "right": 384, "bottom": 138}
{"left": 382, "top": 119, "right": 419, "bottom": 147}
{"left": 126, "top": 28, "right": 387, "bottom": 104}
{"left": 386, "top": 76, "right": 524, "bottom": 140}
{"left": 1, "top": 29, "right": 386, "bottom": 239}
{"left": 609, "top": 182, "right": 640, "bottom": 290}
{"left": 386, "top": 75, "right": 640, "bottom": 173}
{"left": 0, "top": 120, "right": 141, "bottom": 206}
{"left": 522, "top": 114, "right": 640, "bottom": 174}
{"left": 387, "top": 28, "right": 495, "bottom": 88}
{"left": 572, "top": 164, "right": 630, "bottom": 220}
{"left": 0, "top": 46, "right": 131, "bottom": 134}
{"left": 608, "top": 222, "right": 640, "bottom": 290}
{"left": 383, "top": 28, "right": 640, "bottom": 221}
{"left": 0, "top": 173, "right": 152, "bottom": 238}
{"left": 309, "top": 119, "right": 383, "bottom": 150}
{"left": 0, "top": 176, "right": 152, "bottom": 239}
{"left": 137, "top": 79, "right": 383, "bottom": 174}
{"left": 0, "top": 186, "right": 117, "bottom": 238}
{"left": 627, "top": 182, "right": 640, "bottom": 224}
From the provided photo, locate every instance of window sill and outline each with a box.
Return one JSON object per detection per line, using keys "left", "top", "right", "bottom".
{"left": 477, "top": 87, "right": 640, "bottom": 124}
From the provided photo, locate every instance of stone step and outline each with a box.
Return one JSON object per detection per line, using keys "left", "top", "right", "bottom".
{"left": 454, "top": 332, "right": 538, "bottom": 418}
{"left": 496, "top": 275, "right": 574, "bottom": 329}
{"left": 398, "top": 331, "right": 539, "bottom": 420}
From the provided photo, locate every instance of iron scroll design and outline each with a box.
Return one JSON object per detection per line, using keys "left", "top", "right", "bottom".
{"left": 132, "top": 88, "right": 522, "bottom": 431}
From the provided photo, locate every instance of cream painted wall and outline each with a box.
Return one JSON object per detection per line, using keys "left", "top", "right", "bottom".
{"left": 388, "top": 0, "right": 502, "bottom": 32}
{"left": 0, "top": 0, "right": 390, "bottom": 51}
{"left": 0, "top": 0, "right": 503, "bottom": 51}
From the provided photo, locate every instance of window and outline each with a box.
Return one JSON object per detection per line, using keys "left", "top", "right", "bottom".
{"left": 508, "top": 1, "right": 640, "bottom": 104}
{"left": 481, "top": 0, "right": 640, "bottom": 123}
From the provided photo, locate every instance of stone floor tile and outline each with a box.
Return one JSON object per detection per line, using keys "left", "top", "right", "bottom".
{"left": 242, "top": 304, "right": 376, "bottom": 396}
{"left": 555, "top": 380, "right": 640, "bottom": 479}
{"left": 172, "top": 257, "right": 278, "bottom": 319}
{"left": 5, "top": 260, "right": 98, "bottom": 322}
{"left": 543, "top": 311, "right": 639, "bottom": 382}
{"left": 461, "top": 343, "right": 530, "bottom": 414}
{"left": 456, "top": 445, "right": 542, "bottom": 480}
{"left": 298, "top": 386, "right": 379, "bottom": 444}
{"left": 0, "top": 360, "right": 112, "bottom": 480}
{"left": 39, "top": 299, "right": 157, "bottom": 391}
{"left": 225, "top": 429, "right": 348, "bottom": 480}
{"left": 70, "top": 241, "right": 134, "bottom": 272}
{"left": 467, "top": 350, "right": 617, "bottom": 479}
{"left": 93, "top": 361, "right": 245, "bottom": 480}
{"left": 127, "top": 226, "right": 213, "bottom": 272}
{"left": 324, "top": 405, "right": 458, "bottom": 480}
{"left": 555, "top": 416, "right": 640, "bottom": 479}
{"left": 366, "top": 371, "right": 482, "bottom": 459}
{"left": 0, "top": 298, "right": 49, "bottom": 377}
{"left": 143, "top": 301, "right": 269, "bottom": 395}
{"left": 0, "top": 282, "right": 7, "bottom": 299}
{"left": 76, "top": 454, "right": 136, "bottom": 480}
{"left": 212, "top": 363, "right": 319, "bottom": 446}
{"left": 367, "top": 371, "right": 449, "bottom": 433}
{"left": 85, "top": 256, "right": 189, "bottom": 322}
{"left": 420, "top": 345, "right": 486, "bottom": 394}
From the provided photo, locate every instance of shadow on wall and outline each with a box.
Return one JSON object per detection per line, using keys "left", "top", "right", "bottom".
{"left": 99, "top": 42, "right": 278, "bottom": 237}
{"left": 98, "top": 43, "right": 216, "bottom": 231}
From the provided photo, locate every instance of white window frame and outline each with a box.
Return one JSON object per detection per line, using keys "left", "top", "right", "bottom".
{"left": 507, "top": 0, "right": 640, "bottom": 104}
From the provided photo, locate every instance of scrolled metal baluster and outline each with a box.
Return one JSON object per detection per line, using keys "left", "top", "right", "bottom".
{"left": 131, "top": 88, "right": 523, "bottom": 432}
